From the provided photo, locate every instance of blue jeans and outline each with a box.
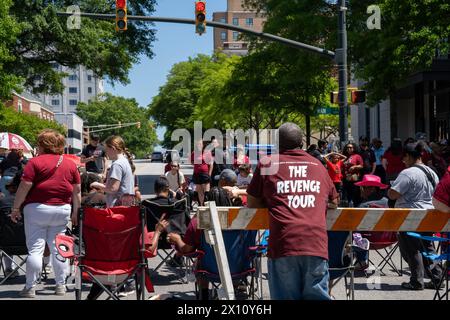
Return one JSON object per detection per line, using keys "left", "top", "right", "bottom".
{"left": 268, "top": 255, "right": 331, "bottom": 300}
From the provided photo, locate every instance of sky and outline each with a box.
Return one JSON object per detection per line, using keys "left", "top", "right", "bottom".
{"left": 104, "top": 0, "right": 228, "bottom": 145}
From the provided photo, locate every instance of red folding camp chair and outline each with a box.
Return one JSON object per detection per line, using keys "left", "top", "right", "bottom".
{"left": 362, "top": 231, "right": 402, "bottom": 276}
{"left": 56, "top": 206, "right": 154, "bottom": 300}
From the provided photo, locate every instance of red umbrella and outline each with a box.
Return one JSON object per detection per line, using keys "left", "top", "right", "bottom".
{"left": 0, "top": 132, "right": 33, "bottom": 152}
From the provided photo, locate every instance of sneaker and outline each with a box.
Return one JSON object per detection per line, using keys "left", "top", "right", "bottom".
{"left": 19, "top": 287, "right": 36, "bottom": 298}
{"left": 54, "top": 284, "right": 66, "bottom": 296}
{"left": 401, "top": 282, "right": 424, "bottom": 290}
{"left": 424, "top": 281, "right": 444, "bottom": 290}
{"left": 44, "top": 264, "right": 52, "bottom": 274}
{"left": 118, "top": 284, "right": 135, "bottom": 297}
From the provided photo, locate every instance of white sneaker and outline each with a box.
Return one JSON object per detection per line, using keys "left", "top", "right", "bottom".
{"left": 19, "top": 287, "right": 36, "bottom": 298}
{"left": 54, "top": 284, "right": 66, "bottom": 296}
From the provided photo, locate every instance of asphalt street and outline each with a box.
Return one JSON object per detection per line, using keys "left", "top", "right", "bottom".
{"left": 0, "top": 160, "right": 442, "bottom": 300}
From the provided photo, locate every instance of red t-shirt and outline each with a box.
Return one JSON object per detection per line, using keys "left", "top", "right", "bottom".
{"left": 433, "top": 167, "right": 450, "bottom": 207}
{"left": 183, "top": 217, "right": 202, "bottom": 249}
{"left": 246, "top": 150, "right": 338, "bottom": 260}
{"left": 382, "top": 150, "right": 405, "bottom": 176}
{"left": 22, "top": 154, "right": 81, "bottom": 206}
{"left": 233, "top": 155, "right": 250, "bottom": 169}
{"left": 343, "top": 154, "right": 364, "bottom": 175}
{"left": 191, "top": 151, "right": 212, "bottom": 175}
{"left": 326, "top": 159, "right": 344, "bottom": 183}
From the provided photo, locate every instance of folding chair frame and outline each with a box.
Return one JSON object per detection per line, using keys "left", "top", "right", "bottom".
{"left": 368, "top": 243, "right": 403, "bottom": 276}
{"left": 0, "top": 250, "right": 27, "bottom": 285}
{"left": 74, "top": 207, "right": 148, "bottom": 300}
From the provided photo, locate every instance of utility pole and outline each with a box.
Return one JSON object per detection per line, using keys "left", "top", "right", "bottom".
{"left": 337, "top": 0, "right": 348, "bottom": 143}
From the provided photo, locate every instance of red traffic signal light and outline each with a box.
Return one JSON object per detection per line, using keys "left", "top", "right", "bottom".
{"left": 115, "top": 0, "right": 127, "bottom": 31}
{"left": 351, "top": 90, "right": 366, "bottom": 104}
{"left": 195, "top": 1, "right": 206, "bottom": 35}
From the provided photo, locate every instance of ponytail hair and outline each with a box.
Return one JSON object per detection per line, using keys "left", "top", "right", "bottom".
{"left": 105, "top": 135, "right": 133, "bottom": 166}
{"left": 124, "top": 148, "right": 134, "bottom": 167}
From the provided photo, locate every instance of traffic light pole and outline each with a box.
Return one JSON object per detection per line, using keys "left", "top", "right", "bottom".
{"left": 57, "top": 12, "right": 336, "bottom": 60}
{"left": 337, "top": 0, "right": 348, "bottom": 143}
{"left": 58, "top": 11, "right": 349, "bottom": 139}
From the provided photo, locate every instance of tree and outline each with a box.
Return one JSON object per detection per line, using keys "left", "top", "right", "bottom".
{"left": 0, "top": 0, "right": 22, "bottom": 99}
{"left": 77, "top": 93, "right": 158, "bottom": 158}
{"left": 0, "top": 104, "right": 66, "bottom": 147}
{"left": 5, "top": 0, "right": 156, "bottom": 97}
{"left": 347, "top": 0, "right": 450, "bottom": 105}
{"left": 148, "top": 54, "right": 218, "bottom": 147}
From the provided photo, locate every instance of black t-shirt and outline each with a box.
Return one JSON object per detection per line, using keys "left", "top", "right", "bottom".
{"left": 360, "top": 149, "right": 376, "bottom": 174}
{"left": 310, "top": 150, "right": 326, "bottom": 166}
{"left": 82, "top": 144, "right": 106, "bottom": 173}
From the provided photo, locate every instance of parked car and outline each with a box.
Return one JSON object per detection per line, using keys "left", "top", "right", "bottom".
{"left": 150, "top": 151, "right": 164, "bottom": 162}
{"left": 164, "top": 149, "right": 181, "bottom": 163}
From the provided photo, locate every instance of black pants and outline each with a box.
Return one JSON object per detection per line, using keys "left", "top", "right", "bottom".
{"left": 374, "top": 165, "right": 387, "bottom": 184}
{"left": 397, "top": 232, "right": 443, "bottom": 286}
{"left": 342, "top": 180, "right": 361, "bottom": 207}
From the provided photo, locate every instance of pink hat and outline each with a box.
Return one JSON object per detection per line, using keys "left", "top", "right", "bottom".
{"left": 355, "top": 174, "right": 389, "bottom": 189}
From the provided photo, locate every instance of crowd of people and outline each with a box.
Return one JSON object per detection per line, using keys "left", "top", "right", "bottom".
{"left": 1, "top": 126, "right": 450, "bottom": 300}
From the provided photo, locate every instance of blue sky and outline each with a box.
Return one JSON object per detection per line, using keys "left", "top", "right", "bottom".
{"left": 104, "top": 1, "right": 227, "bottom": 144}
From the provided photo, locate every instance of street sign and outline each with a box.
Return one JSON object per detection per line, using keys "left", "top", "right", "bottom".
{"left": 315, "top": 107, "right": 339, "bottom": 115}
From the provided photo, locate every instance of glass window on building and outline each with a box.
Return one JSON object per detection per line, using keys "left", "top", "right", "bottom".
{"left": 69, "top": 74, "right": 77, "bottom": 81}
{"left": 87, "top": 75, "right": 92, "bottom": 81}
{"left": 88, "top": 87, "right": 92, "bottom": 94}
{"left": 51, "top": 99, "right": 60, "bottom": 106}
{"left": 220, "top": 18, "right": 226, "bottom": 23}
{"left": 233, "top": 32, "right": 239, "bottom": 41}
{"left": 246, "top": 18, "right": 253, "bottom": 26}
{"left": 221, "top": 32, "right": 227, "bottom": 40}
{"left": 51, "top": 62, "right": 59, "bottom": 69}
{"left": 69, "top": 87, "right": 77, "bottom": 94}
{"left": 69, "top": 99, "right": 78, "bottom": 106}
{"left": 232, "top": 18, "right": 239, "bottom": 26}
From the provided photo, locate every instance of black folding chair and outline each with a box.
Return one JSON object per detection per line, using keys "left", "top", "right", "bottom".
{"left": 0, "top": 208, "right": 28, "bottom": 284}
{"left": 142, "top": 197, "right": 190, "bottom": 281}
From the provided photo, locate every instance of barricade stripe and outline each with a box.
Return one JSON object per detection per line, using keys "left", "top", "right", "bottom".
{"left": 330, "top": 209, "right": 367, "bottom": 231}
{"left": 416, "top": 210, "right": 450, "bottom": 232}
{"left": 373, "top": 210, "right": 411, "bottom": 232}
{"left": 228, "top": 208, "right": 257, "bottom": 229}
{"left": 326, "top": 209, "right": 342, "bottom": 230}
{"left": 246, "top": 208, "right": 270, "bottom": 230}
{"left": 398, "top": 210, "right": 428, "bottom": 231}
{"left": 356, "top": 209, "right": 385, "bottom": 231}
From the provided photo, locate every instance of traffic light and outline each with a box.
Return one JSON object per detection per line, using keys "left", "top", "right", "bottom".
{"left": 351, "top": 90, "right": 366, "bottom": 104}
{"left": 330, "top": 91, "right": 339, "bottom": 104}
{"left": 115, "top": 0, "right": 127, "bottom": 31}
{"left": 195, "top": 1, "right": 206, "bottom": 35}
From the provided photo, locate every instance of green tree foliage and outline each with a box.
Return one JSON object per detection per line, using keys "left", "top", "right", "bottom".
{"left": 77, "top": 93, "right": 158, "bottom": 158}
{"left": 0, "top": 0, "right": 22, "bottom": 98}
{"left": 6, "top": 0, "right": 156, "bottom": 97}
{"left": 232, "top": 0, "right": 338, "bottom": 143}
{"left": 0, "top": 104, "right": 66, "bottom": 147}
{"left": 347, "top": 0, "right": 450, "bottom": 105}
{"left": 148, "top": 54, "right": 218, "bottom": 147}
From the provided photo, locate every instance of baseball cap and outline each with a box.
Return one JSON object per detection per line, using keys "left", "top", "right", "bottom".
{"left": 214, "top": 169, "right": 237, "bottom": 183}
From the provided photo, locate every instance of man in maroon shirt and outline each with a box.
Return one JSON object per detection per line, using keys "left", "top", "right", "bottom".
{"left": 433, "top": 166, "right": 450, "bottom": 213}
{"left": 246, "top": 122, "right": 338, "bottom": 300}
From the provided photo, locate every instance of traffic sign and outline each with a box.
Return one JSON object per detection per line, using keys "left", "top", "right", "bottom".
{"left": 315, "top": 107, "right": 339, "bottom": 115}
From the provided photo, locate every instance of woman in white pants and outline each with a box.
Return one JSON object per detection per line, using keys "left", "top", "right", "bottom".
{"left": 10, "top": 130, "right": 81, "bottom": 298}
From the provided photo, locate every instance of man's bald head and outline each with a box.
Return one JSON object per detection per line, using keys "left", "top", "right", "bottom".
{"left": 278, "top": 122, "right": 303, "bottom": 151}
